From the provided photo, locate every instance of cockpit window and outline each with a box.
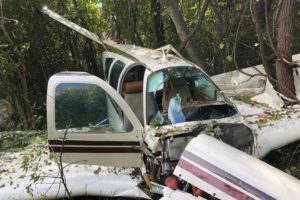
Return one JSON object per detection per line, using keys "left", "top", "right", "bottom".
{"left": 146, "top": 66, "right": 236, "bottom": 126}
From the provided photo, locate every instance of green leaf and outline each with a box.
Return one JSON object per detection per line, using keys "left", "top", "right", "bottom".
{"left": 33, "top": 175, "right": 40, "bottom": 183}
{"left": 190, "top": 4, "right": 198, "bottom": 10}
{"left": 226, "top": 55, "right": 233, "bottom": 62}
{"left": 19, "top": 175, "right": 25, "bottom": 179}
{"left": 49, "top": 153, "right": 55, "bottom": 161}
{"left": 219, "top": 42, "right": 225, "bottom": 50}
{"left": 94, "top": 166, "right": 101, "bottom": 174}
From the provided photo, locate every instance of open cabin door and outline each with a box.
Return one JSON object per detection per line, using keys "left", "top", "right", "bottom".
{"left": 47, "top": 72, "right": 144, "bottom": 167}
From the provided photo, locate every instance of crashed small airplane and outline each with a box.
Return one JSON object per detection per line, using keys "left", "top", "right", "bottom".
{"left": 2, "top": 7, "right": 300, "bottom": 200}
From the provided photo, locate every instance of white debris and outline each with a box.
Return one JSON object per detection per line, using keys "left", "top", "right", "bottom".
{"left": 251, "top": 79, "right": 284, "bottom": 109}
{"left": 159, "top": 187, "right": 205, "bottom": 200}
{"left": 212, "top": 53, "right": 300, "bottom": 108}
{"left": 0, "top": 141, "right": 150, "bottom": 200}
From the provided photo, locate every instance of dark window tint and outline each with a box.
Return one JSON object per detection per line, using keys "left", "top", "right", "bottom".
{"left": 109, "top": 60, "right": 125, "bottom": 89}
{"left": 105, "top": 58, "right": 114, "bottom": 80}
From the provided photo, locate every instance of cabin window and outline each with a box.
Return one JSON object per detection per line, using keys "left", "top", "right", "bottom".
{"left": 109, "top": 60, "right": 126, "bottom": 89}
{"left": 104, "top": 58, "right": 114, "bottom": 80}
{"left": 121, "top": 65, "right": 146, "bottom": 125}
{"left": 55, "top": 83, "right": 132, "bottom": 133}
{"left": 146, "top": 66, "right": 236, "bottom": 126}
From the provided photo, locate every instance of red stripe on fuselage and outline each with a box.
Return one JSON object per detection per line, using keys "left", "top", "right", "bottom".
{"left": 49, "top": 146, "right": 141, "bottom": 153}
{"left": 177, "top": 159, "right": 254, "bottom": 200}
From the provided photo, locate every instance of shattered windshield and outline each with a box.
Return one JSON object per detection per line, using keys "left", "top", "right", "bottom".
{"left": 146, "top": 66, "right": 237, "bottom": 126}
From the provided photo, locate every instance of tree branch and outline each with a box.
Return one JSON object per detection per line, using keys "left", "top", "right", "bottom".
{"left": 250, "top": 0, "right": 277, "bottom": 86}
{"left": 179, "top": 0, "right": 210, "bottom": 52}
{"left": 233, "top": 0, "right": 257, "bottom": 77}
{"left": 0, "top": 0, "right": 24, "bottom": 64}
{"left": 57, "top": 123, "right": 73, "bottom": 199}
{"left": 232, "top": 1, "right": 299, "bottom": 104}
{"left": 264, "top": 0, "right": 278, "bottom": 58}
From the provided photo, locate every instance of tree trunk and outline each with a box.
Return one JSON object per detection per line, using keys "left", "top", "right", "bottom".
{"left": 252, "top": 1, "right": 276, "bottom": 86}
{"left": 179, "top": 0, "right": 210, "bottom": 52}
{"left": 18, "top": 67, "right": 35, "bottom": 129}
{"left": 212, "top": 4, "right": 225, "bottom": 75}
{"left": 151, "top": 0, "right": 166, "bottom": 47}
{"left": 159, "top": 0, "right": 210, "bottom": 74}
{"left": 275, "top": 0, "right": 295, "bottom": 100}
{"left": 130, "top": 0, "right": 144, "bottom": 47}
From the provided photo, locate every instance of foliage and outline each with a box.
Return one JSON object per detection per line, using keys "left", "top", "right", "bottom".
{"left": 0, "top": 0, "right": 104, "bottom": 130}
{"left": 0, "top": 131, "right": 50, "bottom": 196}
{"left": 0, "top": 1, "right": 299, "bottom": 198}
{"left": 233, "top": 95, "right": 253, "bottom": 105}
{"left": 264, "top": 142, "right": 300, "bottom": 179}
{"left": 19, "top": 135, "right": 50, "bottom": 196}
{"left": 0, "top": 130, "right": 45, "bottom": 152}
{"left": 0, "top": 0, "right": 299, "bottom": 128}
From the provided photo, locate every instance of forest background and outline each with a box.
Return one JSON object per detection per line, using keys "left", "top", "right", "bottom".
{"left": 0, "top": 0, "right": 300, "bottom": 132}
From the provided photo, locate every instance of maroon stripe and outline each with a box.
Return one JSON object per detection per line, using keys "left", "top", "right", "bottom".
{"left": 177, "top": 159, "right": 254, "bottom": 200}
{"left": 49, "top": 146, "right": 141, "bottom": 153}
{"left": 183, "top": 151, "right": 274, "bottom": 200}
{"left": 48, "top": 140, "right": 140, "bottom": 146}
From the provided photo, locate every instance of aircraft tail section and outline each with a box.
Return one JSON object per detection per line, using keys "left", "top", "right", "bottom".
{"left": 174, "top": 134, "right": 300, "bottom": 200}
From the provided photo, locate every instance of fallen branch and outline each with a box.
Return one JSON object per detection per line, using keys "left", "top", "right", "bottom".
{"left": 57, "top": 122, "right": 73, "bottom": 199}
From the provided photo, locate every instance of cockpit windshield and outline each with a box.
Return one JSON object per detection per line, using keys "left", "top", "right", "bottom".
{"left": 146, "top": 66, "right": 237, "bottom": 126}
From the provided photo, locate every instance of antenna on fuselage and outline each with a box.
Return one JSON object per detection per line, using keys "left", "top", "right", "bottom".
{"left": 41, "top": 6, "right": 112, "bottom": 57}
